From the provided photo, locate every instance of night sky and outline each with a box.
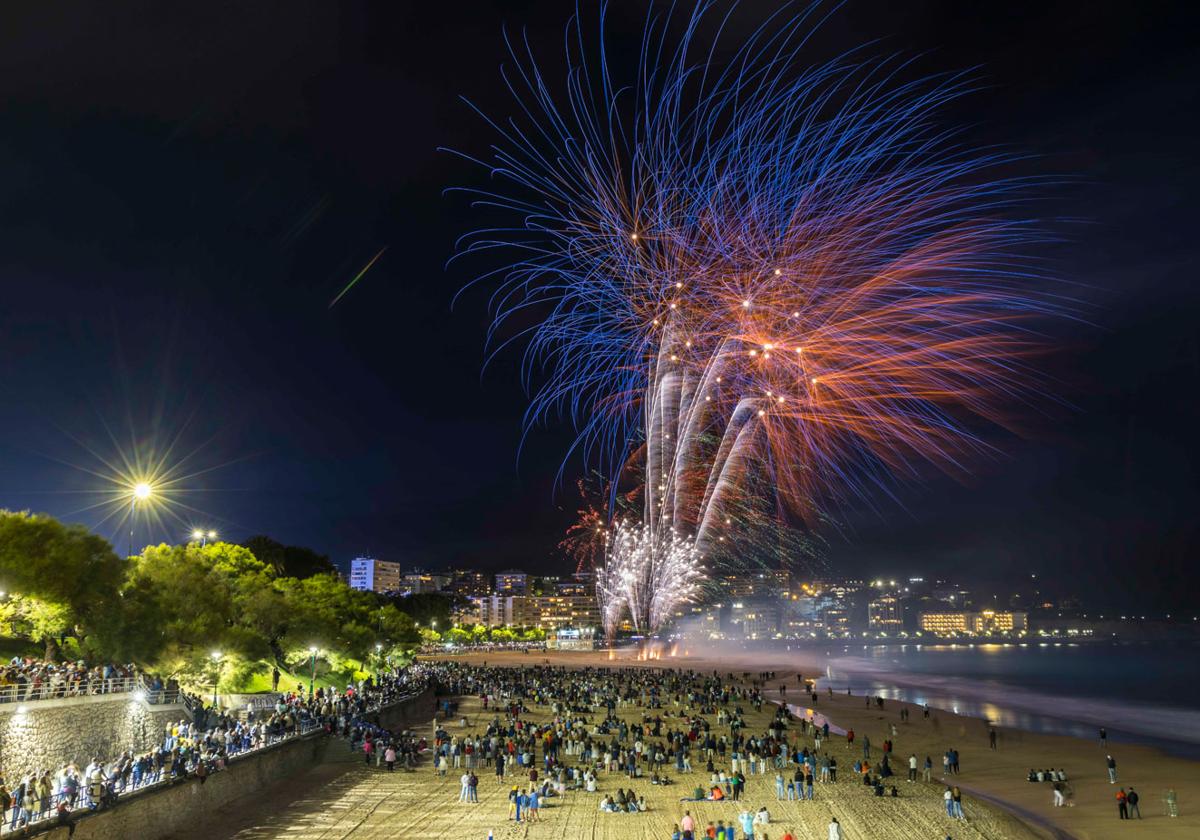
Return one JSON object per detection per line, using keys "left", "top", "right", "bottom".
{"left": 0, "top": 2, "right": 1196, "bottom": 610}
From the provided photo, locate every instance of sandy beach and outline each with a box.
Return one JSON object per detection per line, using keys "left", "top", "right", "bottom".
{"left": 175, "top": 647, "right": 1197, "bottom": 840}
{"left": 448, "top": 647, "right": 1198, "bottom": 840}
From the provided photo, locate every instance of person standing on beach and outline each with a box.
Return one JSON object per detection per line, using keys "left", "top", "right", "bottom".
{"left": 923, "top": 756, "right": 933, "bottom": 782}
{"left": 827, "top": 817, "right": 843, "bottom": 840}
{"left": 988, "top": 728, "right": 997, "bottom": 750}
{"left": 1127, "top": 787, "right": 1141, "bottom": 818}
{"left": 1165, "top": 788, "right": 1178, "bottom": 817}
{"left": 1116, "top": 787, "right": 1129, "bottom": 819}
{"left": 1106, "top": 755, "right": 1117, "bottom": 784}
{"left": 908, "top": 755, "right": 917, "bottom": 782}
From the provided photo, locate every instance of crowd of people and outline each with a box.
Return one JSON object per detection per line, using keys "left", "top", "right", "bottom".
{"left": 0, "top": 665, "right": 431, "bottom": 834}
{"left": 405, "top": 661, "right": 983, "bottom": 838}
{"left": 0, "top": 658, "right": 142, "bottom": 703}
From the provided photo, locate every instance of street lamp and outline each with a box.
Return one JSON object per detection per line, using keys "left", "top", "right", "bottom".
{"left": 375, "top": 643, "right": 383, "bottom": 680}
{"left": 308, "top": 646, "right": 318, "bottom": 697}
{"left": 210, "top": 650, "right": 222, "bottom": 707}
{"left": 191, "top": 529, "right": 218, "bottom": 547}
{"left": 128, "top": 482, "right": 153, "bottom": 557}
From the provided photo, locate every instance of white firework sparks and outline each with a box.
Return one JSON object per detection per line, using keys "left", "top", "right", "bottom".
{"left": 596, "top": 520, "right": 702, "bottom": 638}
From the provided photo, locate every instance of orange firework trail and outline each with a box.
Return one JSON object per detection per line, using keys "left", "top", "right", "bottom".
{"left": 451, "top": 3, "right": 1070, "bottom": 632}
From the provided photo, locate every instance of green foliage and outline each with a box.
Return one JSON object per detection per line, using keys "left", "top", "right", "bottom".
{"left": 433, "top": 623, "right": 546, "bottom": 646}
{"left": 0, "top": 510, "right": 128, "bottom": 658}
{"left": 388, "top": 591, "right": 452, "bottom": 628}
{"left": 242, "top": 535, "right": 336, "bottom": 579}
{"left": 0, "top": 512, "right": 420, "bottom": 681}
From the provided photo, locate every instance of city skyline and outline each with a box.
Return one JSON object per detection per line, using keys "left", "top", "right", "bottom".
{"left": 0, "top": 2, "right": 1196, "bottom": 611}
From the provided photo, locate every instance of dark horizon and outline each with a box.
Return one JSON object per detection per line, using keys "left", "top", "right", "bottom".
{"left": 0, "top": 2, "right": 1196, "bottom": 611}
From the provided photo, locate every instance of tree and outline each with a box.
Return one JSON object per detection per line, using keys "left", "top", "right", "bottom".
{"left": 388, "top": 591, "right": 452, "bottom": 629}
{"left": 242, "top": 536, "right": 336, "bottom": 579}
{"left": 0, "top": 510, "right": 127, "bottom": 659}
{"left": 122, "top": 541, "right": 278, "bottom": 674}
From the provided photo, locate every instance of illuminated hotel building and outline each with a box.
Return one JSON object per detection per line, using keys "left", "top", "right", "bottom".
{"left": 348, "top": 557, "right": 401, "bottom": 593}
{"left": 918, "top": 612, "right": 972, "bottom": 635}
{"left": 867, "top": 595, "right": 903, "bottom": 629}
{"left": 920, "top": 610, "right": 1028, "bottom": 636}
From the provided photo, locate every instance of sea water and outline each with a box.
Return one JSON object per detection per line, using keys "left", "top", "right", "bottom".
{"left": 814, "top": 640, "right": 1200, "bottom": 757}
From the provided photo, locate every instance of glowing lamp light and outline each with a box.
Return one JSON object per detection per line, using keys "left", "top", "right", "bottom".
{"left": 133, "top": 482, "right": 153, "bottom": 500}
{"left": 741, "top": 300, "right": 751, "bottom": 308}
{"left": 192, "top": 530, "right": 204, "bottom": 541}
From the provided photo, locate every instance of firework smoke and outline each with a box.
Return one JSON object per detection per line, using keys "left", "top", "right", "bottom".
{"left": 452, "top": 2, "right": 1065, "bottom": 634}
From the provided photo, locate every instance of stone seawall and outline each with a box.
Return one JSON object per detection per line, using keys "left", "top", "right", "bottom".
{"left": 0, "top": 695, "right": 190, "bottom": 781}
{"left": 32, "top": 688, "right": 434, "bottom": 840}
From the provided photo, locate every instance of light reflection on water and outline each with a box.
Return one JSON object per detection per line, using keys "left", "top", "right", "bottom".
{"left": 816, "top": 641, "right": 1200, "bottom": 758}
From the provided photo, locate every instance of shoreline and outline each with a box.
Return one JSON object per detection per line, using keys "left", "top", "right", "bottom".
{"left": 433, "top": 647, "right": 1199, "bottom": 840}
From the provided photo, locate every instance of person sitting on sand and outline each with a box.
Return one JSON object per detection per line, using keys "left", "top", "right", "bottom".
{"left": 708, "top": 785, "right": 725, "bottom": 801}
{"left": 755, "top": 806, "right": 771, "bottom": 824}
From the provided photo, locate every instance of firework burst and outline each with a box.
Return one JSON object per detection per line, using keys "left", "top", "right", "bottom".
{"left": 451, "top": 2, "right": 1066, "bottom": 631}
{"left": 595, "top": 520, "right": 702, "bottom": 637}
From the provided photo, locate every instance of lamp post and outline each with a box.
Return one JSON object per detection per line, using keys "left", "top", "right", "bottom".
{"left": 210, "top": 650, "right": 222, "bottom": 707}
{"left": 192, "top": 529, "right": 218, "bottom": 548}
{"left": 308, "top": 646, "right": 318, "bottom": 697}
{"left": 129, "top": 482, "right": 153, "bottom": 557}
{"left": 375, "top": 643, "right": 383, "bottom": 680}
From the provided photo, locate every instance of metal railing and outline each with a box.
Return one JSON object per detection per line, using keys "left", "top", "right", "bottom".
{"left": 0, "top": 676, "right": 143, "bottom": 706}
{"left": 0, "top": 679, "right": 428, "bottom": 835}
{"left": 0, "top": 717, "right": 328, "bottom": 835}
